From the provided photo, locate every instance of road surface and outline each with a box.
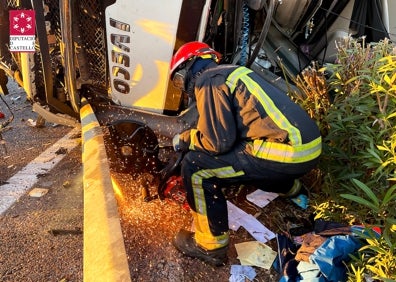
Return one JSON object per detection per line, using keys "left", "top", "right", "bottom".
{"left": 0, "top": 80, "right": 83, "bottom": 281}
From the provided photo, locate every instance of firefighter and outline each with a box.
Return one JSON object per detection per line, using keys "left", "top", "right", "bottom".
{"left": 169, "top": 41, "right": 322, "bottom": 266}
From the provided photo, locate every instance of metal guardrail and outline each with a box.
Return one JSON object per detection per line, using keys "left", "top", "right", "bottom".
{"left": 80, "top": 98, "right": 131, "bottom": 282}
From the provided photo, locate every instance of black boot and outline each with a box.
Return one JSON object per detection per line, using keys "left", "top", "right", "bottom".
{"left": 278, "top": 179, "right": 303, "bottom": 198}
{"left": 172, "top": 229, "right": 228, "bottom": 266}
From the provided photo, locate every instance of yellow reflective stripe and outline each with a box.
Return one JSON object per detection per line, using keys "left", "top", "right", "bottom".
{"left": 226, "top": 67, "right": 302, "bottom": 145}
{"left": 191, "top": 166, "right": 244, "bottom": 249}
{"left": 252, "top": 136, "right": 322, "bottom": 163}
{"left": 193, "top": 212, "right": 229, "bottom": 250}
{"left": 189, "top": 129, "right": 198, "bottom": 150}
{"left": 226, "top": 67, "right": 252, "bottom": 92}
{"left": 192, "top": 166, "right": 244, "bottom": 215}
{"left": 199, "top": 54, "right": 213, "bottom": 59}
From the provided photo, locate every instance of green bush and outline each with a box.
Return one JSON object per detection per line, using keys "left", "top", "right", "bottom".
{"left": 290, "top": 37, "right": 396, "bottom": 281}
{"left": 324, "top": 37, "right": 396, "bottom": 193}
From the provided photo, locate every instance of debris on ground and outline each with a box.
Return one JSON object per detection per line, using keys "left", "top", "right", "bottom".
{"left": 28, "top": 187, "right": 49, "bottom": 198}
{"left": 55, "top": 147, "right": 68, "bottom": 155}
{"left": 111, "top": 168, "right": 367, "bottom": 281}
{"left": 229, "top": 265, "right": 257, "bottom": 282}
{"left": 26, "top": 118, "right": 38, "bottom": 127}
{"left": 10, "top": 95, "right": 21, "bottom": 102}
{"left": 291, "top": 194, "right": 309, "bottom": 209}
{"left": 228, "top": 200, "right": 275, "bottom": 243}
{"left": 275, "top": 220, "right": 364, "bottom": 282}
{"left": 235, "top": 241, "right": 277, "bottom": 269}
{"left": 26, "top": 116, "right": 46, "bottom": 128}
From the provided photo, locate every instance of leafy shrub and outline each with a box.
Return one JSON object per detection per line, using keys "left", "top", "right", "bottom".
{"left": 324, "top": 37, "right": 396, "bottom": 193}
{"left": 290, "top": 37, "right": 396, "bottom": 281}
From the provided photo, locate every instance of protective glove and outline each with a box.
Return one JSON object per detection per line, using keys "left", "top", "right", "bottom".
{"left": 172, "top": 134, "right": 181, "bottom": 151}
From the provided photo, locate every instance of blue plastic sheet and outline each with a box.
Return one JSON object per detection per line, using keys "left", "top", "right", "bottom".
{"left": 310, "top": 235, "right": 361, "bottom": 281}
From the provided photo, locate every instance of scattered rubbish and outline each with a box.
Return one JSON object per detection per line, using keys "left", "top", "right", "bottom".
{"left": 37, "top": 173, "right": 48, "bottom": 178}
{"left": 29, "top": 187, "right": 49, "bottom": 197}
{"left": 275, "top": 234, "right": 298, "bottom": 273}
{"left": 291, "top": 194, "right": 309, "bottom": 209}
{"left": 48, "top": 228, "right": 83, "bottom": 236}
{"left": 246, "top": 189, "right": 278, "bottom": 208}
{"left": 295, "top": 233, "right": 327, "bottom": 262}
{"left": 55, "top": 147, "right": 67, "bottom": 154}
{"left": 351, "top": 225, "right": 381, "bottom": 238}
{"left": 26, "top": 118, "right": 37, "bottom": 127}
{"left": 10, "top": 95, "right": 21, "bottom": 101}
{"left": 314, "top": 219, "right": 350, "bottom": 236}
{"left": 235, "top": 241, "right": 277, "bottom": 269}
{"left": 0, "top": 112, "right": 4, "bottom": 118}
{"left": 62, "top": 180, "right": 71, "bottom": 188}
{"left": 310, "top": 235, "right": 361, "bottom": 281}
{"left": 26, "top": 117, "right": 46, "bottom": 128}
{"left": 227, "top": 201, "right": 275, "bottom": 243}
{"left": 297, "top": 261, "right": 321, "bottom": 280}
{"left": 229, "top": 265, "right": 257, "bottom": 282}
{"left": 276, "top": 220, "right": 363, "bottom": 282}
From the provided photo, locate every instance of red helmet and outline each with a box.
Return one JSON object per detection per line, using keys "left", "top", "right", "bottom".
{"left": 170, "top": 41, "right": 221, "bottom": 78}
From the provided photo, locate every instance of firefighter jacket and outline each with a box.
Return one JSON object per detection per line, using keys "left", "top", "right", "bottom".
{"left": 178, "top": 65, "right": 322, "bottom": 164}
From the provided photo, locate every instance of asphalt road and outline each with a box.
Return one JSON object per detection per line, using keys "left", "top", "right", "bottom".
{"left": 0, "top": 80, "right": 83, "bottom": 281}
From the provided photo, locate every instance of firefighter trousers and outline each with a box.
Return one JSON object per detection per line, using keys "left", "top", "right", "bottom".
{"left": 180, "top": 141, "right": 318, "bottom": 250}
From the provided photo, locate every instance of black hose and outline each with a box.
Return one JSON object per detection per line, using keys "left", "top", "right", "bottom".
{"left": 245, "top": 0, "right": 276, "bottom": 68}
{"left": 224, "top": 0, "right": 230, "bottom": 58}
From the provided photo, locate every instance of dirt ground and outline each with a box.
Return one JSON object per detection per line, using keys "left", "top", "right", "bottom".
{"left": 112, "top": 170, "right": 313, "bottom": 282}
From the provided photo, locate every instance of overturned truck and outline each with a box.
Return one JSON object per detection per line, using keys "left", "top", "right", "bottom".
{"left": 1, "top": 0, "right": 394, "bottom": 171}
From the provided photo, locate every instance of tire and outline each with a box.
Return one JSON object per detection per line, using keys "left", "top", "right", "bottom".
{"left": 105, "top": 120, "right": 160, "bottom": 176}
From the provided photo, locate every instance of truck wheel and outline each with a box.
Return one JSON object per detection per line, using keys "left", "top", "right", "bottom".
{"left": 106, "top": 120, "right": 160, "bottom": 176}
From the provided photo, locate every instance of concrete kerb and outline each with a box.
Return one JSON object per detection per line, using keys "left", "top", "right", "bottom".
{"left": 80, "top": 98, "right": 131, "bottom": 282}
